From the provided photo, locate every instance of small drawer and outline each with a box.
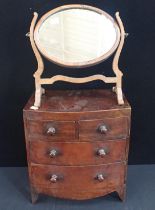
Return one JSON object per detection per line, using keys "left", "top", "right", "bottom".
{"left": 27, "top": 120, "right": 76, "bottom": 141}
{"left": 30, "top": 140, "right": 127, "bottom": 165}
{"left": 31, "top": 163, "right": 125, "bottom": 191}
{"left": 79, "top": 117, "right": 129, "bottom": 141}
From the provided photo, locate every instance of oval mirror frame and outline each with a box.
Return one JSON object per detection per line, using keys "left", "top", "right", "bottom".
{"left": 34, "top": 4, "right": 121, "bottom": 68}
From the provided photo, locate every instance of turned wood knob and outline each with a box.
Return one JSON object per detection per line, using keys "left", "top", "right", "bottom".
{"left": 97, "top": 148, "right": 107, "bottom": 157}
{"left": 96, "top": 174, "right": 105, "bottom": 182}
{"left": 50, "top": 174, "right": 58, "bottom": 183}
{"left": 46, "top": 127, "right": 56, "bottom": 135}
{"left": 50, "top": 174, "right": 63, "bottom": 183}
{"left": 49, "top": 149, "right": 58, "bottom": 158}
{"left": 98, "top": 124, "right": 108, "bottom": 134}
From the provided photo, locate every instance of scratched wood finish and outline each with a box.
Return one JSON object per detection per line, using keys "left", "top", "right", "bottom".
{"left": 23, "top": 89, "right": 131, "bottom": 203}
{"left": 28, "top": 120, "right": 76, "bottom": 141}
{"left": 28, "top": 117, "right": 128, "bottom": 141}
{"left": 24, "top": 89, "right": 130, "bottom": 121}
{"left": 79, "top": 117, "right": 129, "bottom": 141}
{"left": 30, "top": 140, "right": 127, "bottom": 165}
{"left": 31, "top": 163, "right": 125, "bottom": 190}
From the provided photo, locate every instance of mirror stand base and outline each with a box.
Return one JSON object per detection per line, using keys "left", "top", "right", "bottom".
{"left": 28, "top": 11, "right": 126, "bottom": 109}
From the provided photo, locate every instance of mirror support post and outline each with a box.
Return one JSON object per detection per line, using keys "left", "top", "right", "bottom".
{"left": 28, "top": 12, "right": 45, "bottom": 110}
{"left": 112, "top": 12, "right": 126, "bottom": 105}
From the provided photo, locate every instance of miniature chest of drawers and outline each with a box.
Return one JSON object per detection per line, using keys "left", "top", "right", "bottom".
{"left": 23, "top": 89, "right": 131, "bottom": 203}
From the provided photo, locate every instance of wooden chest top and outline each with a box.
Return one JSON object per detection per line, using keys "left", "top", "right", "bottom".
{"left": 23, "top": 89, "right": 131, "bottom": 121}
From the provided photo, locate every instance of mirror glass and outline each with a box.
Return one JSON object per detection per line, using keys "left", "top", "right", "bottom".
{"left": 34, "top": 7, "right": 120, "bottom": 67}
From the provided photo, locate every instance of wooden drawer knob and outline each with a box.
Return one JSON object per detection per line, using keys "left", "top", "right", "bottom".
{"left": 50, "top": 174, "right": 58, "bottom": 183}
{"left": 96, "top": 174, "right": 105, "bottom": 182}
{"left": 46, "top": 127, "right": 56, "bottom": 135}
{"left": 49, "top": 149, "right": 59, "bottom": 158}
{"left": 98, "top": 124, "right": 108, "bottom": 134}
{"left": 97, "top": 148, "right": 107, "bottom": 157}
{"left": 50, "top": 174, "right": 63, "bottom": 183}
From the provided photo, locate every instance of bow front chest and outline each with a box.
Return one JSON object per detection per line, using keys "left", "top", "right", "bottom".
{"left": 23, "top": 89, "right": 131, "bottom": 203}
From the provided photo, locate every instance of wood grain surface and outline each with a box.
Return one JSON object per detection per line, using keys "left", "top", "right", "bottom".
{"left": 23, "top": 89, "right": 131, "bottom": 203}
{"left": 30, "top": 140, "right": 127, "bottom": 165}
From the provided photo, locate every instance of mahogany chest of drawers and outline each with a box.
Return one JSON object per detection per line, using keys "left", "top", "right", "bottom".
{"left": 23, "top": 89, "right": 131, "bottom": 203}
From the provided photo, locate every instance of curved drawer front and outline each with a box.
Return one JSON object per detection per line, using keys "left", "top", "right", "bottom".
{"left": 79, "top": 117, "right": 129, "bottom": 141}
{"left": 30, "top": 140, "right": 127, "bottom": 165}
{"left": 27, "top": 120, "right": 76, "bottom": 141}
{"left": 31, "top": 163, "right": 125, "bottom": 190}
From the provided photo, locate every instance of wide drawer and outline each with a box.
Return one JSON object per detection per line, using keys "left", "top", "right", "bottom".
{"left": 31, "top": 163, "right": 126, "bottom": 190}
{"left": 79, "top": 117, "right": 129, "bottom": 141}
{"left": 27, "top": 120, "right": 76, "bottom": 141}
{"left": 30, "top": 140, "right": 127, "bottom": 165}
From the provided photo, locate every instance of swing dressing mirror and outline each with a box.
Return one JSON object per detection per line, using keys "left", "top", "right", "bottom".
{"left": 28, "top": 4, "right": 127, "bottom": 109}
{"left": 34, "top": 5, "right": 120, "bottom": 67}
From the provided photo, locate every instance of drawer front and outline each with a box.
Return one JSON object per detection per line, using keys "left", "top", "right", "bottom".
{"left": 31, "top": 163, "right": 125, "bottom": 190}
{"left": 79, "top": 117, "right": 129, "bottom": 141}
{"left": 27, "top": 120, "right": 76, "bottom": 141}
{"left": 30, "top": 140, "right": 127, "bottom": 165}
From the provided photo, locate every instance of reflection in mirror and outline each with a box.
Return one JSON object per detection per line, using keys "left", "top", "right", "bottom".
{"left": 36, "top": 9, "right": 120, "bottom": 64}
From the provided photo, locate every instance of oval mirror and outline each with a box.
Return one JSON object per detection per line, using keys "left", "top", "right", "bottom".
{"left": 34, "top": 5, "right": 120, "bottom": 68}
